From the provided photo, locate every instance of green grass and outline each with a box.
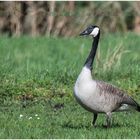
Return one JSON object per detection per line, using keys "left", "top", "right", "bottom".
{"left": 0, "top": 33, "right": 140, "bottom": 138}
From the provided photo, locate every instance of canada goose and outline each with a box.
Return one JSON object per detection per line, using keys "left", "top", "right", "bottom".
{"left": 74, "top": 25, "right": 140, "bottom": 128}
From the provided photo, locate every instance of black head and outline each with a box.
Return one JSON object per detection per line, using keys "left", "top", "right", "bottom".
{"left": 79, "top": 25, "right": 100, "bottom": 37}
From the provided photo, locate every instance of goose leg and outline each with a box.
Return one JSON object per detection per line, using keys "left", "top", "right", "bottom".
{"left": 92, "top": 113, "right": 98, "bottom": 127}
{"left": 102, "top": 112, "right": 112, "bottom": 128}
{"left": 105, "top": 112, "right": 112, "bottom": 128}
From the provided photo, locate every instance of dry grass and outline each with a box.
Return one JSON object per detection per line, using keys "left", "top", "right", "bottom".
{"left": 96, "top": 41, "right": 131, "bottom": 72}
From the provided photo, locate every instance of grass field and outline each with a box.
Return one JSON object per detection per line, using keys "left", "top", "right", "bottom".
{"left": 0, "top": 33, "right": 140, "bottom": 138}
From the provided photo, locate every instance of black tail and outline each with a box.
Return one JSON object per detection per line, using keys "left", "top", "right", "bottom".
{"left": 136, "top": 105, "right": 140, "bottom": 112}
{"left": 129, "top": 97, "right": 140, "bottom": 112}
{"left": 123, "top": 95, "right": 140, "bottom": 112}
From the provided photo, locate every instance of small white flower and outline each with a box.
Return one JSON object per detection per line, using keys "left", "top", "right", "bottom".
{"left": 28, "top": 117, "right": 32, "bottom": 120}
{"left": 35, "top": 114, "right": 38, "bottom": 117}
{"left": 19, "top": 114, "right": 23, "bottom": 118}
{"left": 37, "top": 117, "right": 40, "bottom": 120}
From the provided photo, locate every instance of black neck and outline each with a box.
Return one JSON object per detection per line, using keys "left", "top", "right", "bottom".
{"left": 84, "top": 33, "right": 100, "bottom": 70}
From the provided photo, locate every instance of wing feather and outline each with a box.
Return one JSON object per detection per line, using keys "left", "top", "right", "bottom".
{"left": 96, "top": 80, "right": 140, "bottom": 108}
{"left": 96, "top": 80, "right": 125, "bottom": 97}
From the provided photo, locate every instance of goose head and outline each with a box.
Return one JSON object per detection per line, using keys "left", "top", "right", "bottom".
{"left": 80, "top": 25, "right": 100, "bottom": 37}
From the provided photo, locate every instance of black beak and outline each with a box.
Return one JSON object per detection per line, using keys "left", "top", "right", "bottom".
{"left": 79, "top": 29, "right": 89, "bottom": 36}
{"left": 79, "top": 27, "right": 93, "bottom": 36}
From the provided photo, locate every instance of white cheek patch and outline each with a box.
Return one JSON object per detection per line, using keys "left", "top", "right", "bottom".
{"left": 90, "top": 27, "right": 99, "bottom": 37}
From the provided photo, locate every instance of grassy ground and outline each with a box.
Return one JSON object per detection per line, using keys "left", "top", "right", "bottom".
{"left": 0, "top": 33, "right": 140, "bottom": 138}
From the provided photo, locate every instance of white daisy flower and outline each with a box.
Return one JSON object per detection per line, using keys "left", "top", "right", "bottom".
{"left": 28, "top": 117, "right": 32, "bottom": 120}
{"left": 35, "top": 114, "right": 38, "bottom": 117}
{"left": 19, "top": 114, "right": 23, "bottom": 118}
